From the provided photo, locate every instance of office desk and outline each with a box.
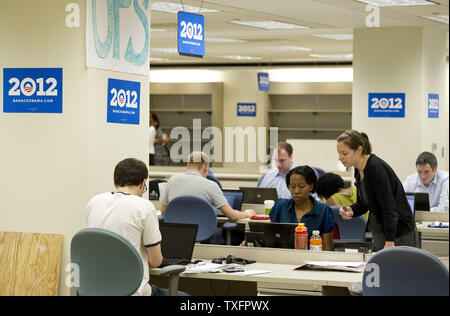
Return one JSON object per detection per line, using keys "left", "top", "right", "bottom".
{"left": 415, "top": 211, "right": 449, "bottom": 257}
{"left": 150, "top": 244, "right": 365, "bottom": 296}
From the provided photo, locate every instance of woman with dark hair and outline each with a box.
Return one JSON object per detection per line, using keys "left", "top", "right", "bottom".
{"left": 269, "top": 165, "right": 335, "bottom": 251}
{"left": 336, "top": 130, "right": 419, "bottom": 251}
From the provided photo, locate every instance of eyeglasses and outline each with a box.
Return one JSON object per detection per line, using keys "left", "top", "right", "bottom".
{"left": 143, "top": 183, "right": 147, "bottom": 193}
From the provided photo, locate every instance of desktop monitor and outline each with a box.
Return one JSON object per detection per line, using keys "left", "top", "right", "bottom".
{"left": 248, "top": 222, "right": 298, "bottom": 249}
{"left": 239, "top": 187, "right": 278, "bottom": 204}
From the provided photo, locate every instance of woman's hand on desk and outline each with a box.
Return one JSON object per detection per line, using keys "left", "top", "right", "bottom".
{"left": 339, "top": 206, "right": 354, "bottom": 220}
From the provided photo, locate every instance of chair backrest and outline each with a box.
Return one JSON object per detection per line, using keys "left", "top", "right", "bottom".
{"left": 70, "top": 228, "right": 144, "bottom": 296}
{"left": 363, "top": 246, "right": 449, "bottom": 296}
{"left": 164, "top": 194, "right": 218, "bottom": 242}
{"left": 330, "top": 205, "right": 367, "bottom": 239}
{"left": 148, "top": 179, "right": 167, "bottom": 200}
{"left": 257, "top": 173, "right": 266, "bottom": 187}
{"left": 311, "top": 166, "right": 326, "bottom": 179}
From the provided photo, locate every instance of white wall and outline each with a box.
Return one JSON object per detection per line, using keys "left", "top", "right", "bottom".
{"left": 353, "top": 27, "right": 449, "bottom": 181}
{"left": 0, "top": 0, "right": 149, "bottom": 296}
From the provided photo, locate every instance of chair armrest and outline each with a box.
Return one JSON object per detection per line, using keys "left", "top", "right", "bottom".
{"left": 159, "top": 265, "right": 186, "bottom": 276}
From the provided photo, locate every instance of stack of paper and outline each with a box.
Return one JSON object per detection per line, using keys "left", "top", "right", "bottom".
{"left": 295, "top": 261, "right": 366, "bottom": 273}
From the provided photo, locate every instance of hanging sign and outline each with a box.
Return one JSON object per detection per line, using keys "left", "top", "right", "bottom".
{"left": 86, "top": 0, "right": 150, "bottom": 75}
{"left": 177, "top": 11, "right": 205, "bottom": 57}
{"left": 257, "top": 72, "right": 270, "bottom": 91}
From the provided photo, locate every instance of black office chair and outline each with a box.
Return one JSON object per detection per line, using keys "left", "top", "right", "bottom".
{"left": 148, "top": 179, "right": 166, "bottom": 200}
{"left": 330, "top": 205, "right": 372, "bottom": 252}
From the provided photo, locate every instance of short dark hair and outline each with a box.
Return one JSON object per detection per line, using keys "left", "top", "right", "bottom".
{"left": 416, "top": 151, "right": 437, "bottom": 169}
{"left": 278, "top": 142, "right": 293, "bottom": 156}
{"left": 316, "top": 172, "right": 345, "bottom": 199}
{"left": 286, "top": 166, "right": 317, "bottom": 193}
{"left": 114, "top": 158, "right": 148, "bottom": 187}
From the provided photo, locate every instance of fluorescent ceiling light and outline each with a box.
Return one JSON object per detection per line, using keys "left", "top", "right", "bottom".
{"left": 216, "top": 55, "right": 261, "bottom": 61}
{"left": 150, "top": 28, "right": 166, "bottom": 32}
{"left": 150, "top": 48, "right": 178, "bottom": 54}
{"left": 310, "top": 54, "right": 353, "bottom": 59}
{"left": 312, "top": 34, "right": 353, "bottom": 40}
{"left": 230, "top": 20, "right": 308, "bottom": 30}
{"left": 206, "top": 37, "right": 247, "bottom": 43}
{"left": 260, "top": 46, "right": 311, "bottom": 52}
{"left": 356, "top": 0, "right": 435, "bottom": 6}
{"left": 151, "top": 1, "right": 218, "bottom": 14}
{"left": 421, "top": 15, "right": 449, "bottom": 24}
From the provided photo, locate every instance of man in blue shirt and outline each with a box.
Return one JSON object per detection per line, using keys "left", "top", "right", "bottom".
{"left": 403, "top": 151, "right": 449, "bottom": 213}
{"left": 258, "top": 142, "right": 295, "bottom": 199}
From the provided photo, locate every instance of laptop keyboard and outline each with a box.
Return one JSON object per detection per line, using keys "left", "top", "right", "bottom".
{"left": 159, "top": 258, "right": 191, "bottom": 268}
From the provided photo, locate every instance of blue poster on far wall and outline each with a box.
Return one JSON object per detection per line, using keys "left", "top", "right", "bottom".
{"left": 3, "top": 68, "right": 63, "bottom": 113}
{"left": 107, "top": 78, "right": 140, "bottom": 125}
{"left": 237, "top": 103, "right": 256, "bottom": 117}
{"left": 368, "top": 93, "right": 405, "bottom": 118}
{"left": 428, "top": 93, "right": 439, "bottom": 118}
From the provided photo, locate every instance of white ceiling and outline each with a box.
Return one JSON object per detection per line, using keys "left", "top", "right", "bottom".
{"left": 150, "top": 0, "right": 449, "bottom": 66}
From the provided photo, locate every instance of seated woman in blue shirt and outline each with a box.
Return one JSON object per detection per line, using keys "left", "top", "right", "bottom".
{"left": 269, "top": 165, "right": 335, "bottom": 251}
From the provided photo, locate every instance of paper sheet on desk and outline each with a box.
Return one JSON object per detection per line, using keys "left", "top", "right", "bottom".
{"left": 295, "top": 261, "right": 366, "bottom": 273}
{"left": 230, "top": 270, "right": 272, "bottom": 276}
{"left": 184, "top": 263, "right": 223, "bottom": 274}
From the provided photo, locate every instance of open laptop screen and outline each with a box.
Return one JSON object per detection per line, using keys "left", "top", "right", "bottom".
{"left": 248, "top": 222, "right": 297, "bottom": 249}
{"left": 405, "top": 193, "right": 415, "bottom": 215}
{"left": 159, "top": 222, "right": 198, "bottom": 260}
{"left": 239, "top": 187, "right": 278, "bottom": 204}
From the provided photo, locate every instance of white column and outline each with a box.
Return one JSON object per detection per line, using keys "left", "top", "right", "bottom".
{"left": 353, "top": 27, "right": 448, "bottom": 180}
{"left": 0, "top": 0, "right": 149, "bottom": 295}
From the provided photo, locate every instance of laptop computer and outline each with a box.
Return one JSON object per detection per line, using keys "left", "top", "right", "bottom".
{"left": 239, "top": 187, "right": 278, "bottom": 204}
{"left": 159, "top": 222, "right": 198, "bottom": 267}
{"left": 405, "top": 192, "right": 416, "bottom": 215}
{"left": 406, "top": 192, "right": 430, "bottom": 212}
{"left": 248, "top": 222, "right": 297, "bottom": 249}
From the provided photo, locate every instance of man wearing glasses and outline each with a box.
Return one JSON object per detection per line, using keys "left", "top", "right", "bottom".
{"left": 86, "top": 158, "right": 186, "bottom": 296}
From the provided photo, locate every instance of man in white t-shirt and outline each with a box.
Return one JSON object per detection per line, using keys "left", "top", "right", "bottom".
{"left": 86, "top": 158, "right": 187, "bottom": 296}
{"left": 403, "top": 151, "right": 449, "bottom": 213}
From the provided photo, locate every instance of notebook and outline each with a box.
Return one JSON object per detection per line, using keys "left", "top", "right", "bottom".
{"left": 159, "top": 222, "right": 198, "bottom": 267}
{"left": 248, "top": 222, "right": 298, "bottom": 249}
{"left": 239, "top": 187, "right": 278, "bottom": 204}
